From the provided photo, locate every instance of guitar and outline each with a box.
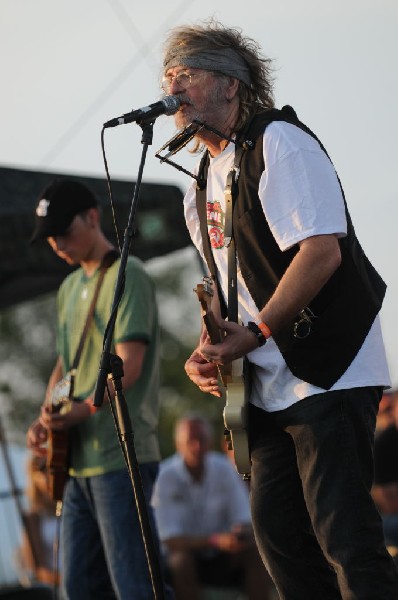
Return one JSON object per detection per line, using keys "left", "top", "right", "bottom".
{"left": 46, "top": 371, "right": 74, "bottom": 502}
{"left": 194, "top": 277, "right": 251, "bottom": 479}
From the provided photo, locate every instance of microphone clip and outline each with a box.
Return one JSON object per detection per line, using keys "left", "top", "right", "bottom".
{"left": 155, "top": 120, "right": 240, "bottom": 182}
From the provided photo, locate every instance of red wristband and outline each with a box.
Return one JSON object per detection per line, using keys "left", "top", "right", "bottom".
{"left": 257, "top": 321, "right": 272, "bottom": 339}
{"left": 84, "top": 398, "right": 98, "bottom": 415}
{"left": 208, "top": 534, "right": 219, "bottom": 547}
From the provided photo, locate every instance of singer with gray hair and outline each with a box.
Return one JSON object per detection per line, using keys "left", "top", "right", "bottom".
{"left": 160, "top": 18, "right": 398, "bottom": 599}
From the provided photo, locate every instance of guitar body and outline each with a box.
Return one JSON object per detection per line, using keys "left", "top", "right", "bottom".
{"left": 194, "top": 279, "right": 251, "bottom": 479}
{"left": 222, "top": 366, "right": 251, "bottom": 479}
{"left": 46, "top": 373, "right": 73, "bottom": 502}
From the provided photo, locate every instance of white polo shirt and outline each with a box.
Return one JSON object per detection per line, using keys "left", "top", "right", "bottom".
{"left": 151, "top": 452, "right": 251, "bottom": 542}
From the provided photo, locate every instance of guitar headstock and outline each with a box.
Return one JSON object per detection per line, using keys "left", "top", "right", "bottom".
{"left": 194, "top": 276, "right": 214, "bottom": 313}
{"left": 194, "top": 277, "right": 224, "bottom": 346}
{"left": 49, "top": 375, "right": 73, "bottom": 415}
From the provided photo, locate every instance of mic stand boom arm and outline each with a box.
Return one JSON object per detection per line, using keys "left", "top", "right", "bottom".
{"left": 94, "top": 119, "right": 166, "bottom": 600}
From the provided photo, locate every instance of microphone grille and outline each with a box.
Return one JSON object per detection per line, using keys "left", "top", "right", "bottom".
{"left": 163, "top": 95, "right": 181, "bottom": 115}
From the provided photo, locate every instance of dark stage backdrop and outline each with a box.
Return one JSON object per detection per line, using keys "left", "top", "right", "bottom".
{"left": 0, "top": 166, "right": 190, "bottom": 310}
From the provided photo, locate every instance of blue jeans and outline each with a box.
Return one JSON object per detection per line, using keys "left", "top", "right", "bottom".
{"left": 60, "top": 464, "right": 173, "bottom": 600}
{"left": 249, "top": 387, "right": 398, "bottom": 600}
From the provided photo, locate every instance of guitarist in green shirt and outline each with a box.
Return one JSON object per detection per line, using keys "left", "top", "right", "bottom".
{"left": 26, "top": 179, "right": 172, "bottom": 600}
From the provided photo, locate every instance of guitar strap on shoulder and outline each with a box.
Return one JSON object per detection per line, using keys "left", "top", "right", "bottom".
{"left": 195, "top": 112, "right": 258, "bottom": 322}
{"left": 224, "top": 112, "right": 265, "bottom": 323}
{"left": 224, "top": 144, "right": 246, "bottom": 324}
{"left": 68, "top": 249, "right": 119, "bottom": 399}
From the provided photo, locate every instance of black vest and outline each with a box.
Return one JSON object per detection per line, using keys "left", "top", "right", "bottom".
{"left": 196, "top": 106, "right": 386, "bottom": 389}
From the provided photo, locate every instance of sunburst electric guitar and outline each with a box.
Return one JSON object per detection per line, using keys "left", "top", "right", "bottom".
{"left": 46, "top": 372, "right": 74, "bottom": 502}
{"left": 194, "top": 278, "right": 251, "bottom": 479}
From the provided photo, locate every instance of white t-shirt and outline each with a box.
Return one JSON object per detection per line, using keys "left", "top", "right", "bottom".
{"left": 151, "top": 452, "right": 251, "bottom": 542}
{"left": 184, "top": 121, "right": 390, "bottom": 411}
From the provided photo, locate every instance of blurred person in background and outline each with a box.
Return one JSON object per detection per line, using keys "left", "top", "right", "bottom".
{"left": 152, "top": 414, "right": 273, "bottom": 600}
{"left": 376, "top": 392, "right": 397, "bottom": 435}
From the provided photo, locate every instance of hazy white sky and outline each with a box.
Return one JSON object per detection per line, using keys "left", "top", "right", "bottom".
{"left": 1, "top": 0, "right": 397, "bottom": 384}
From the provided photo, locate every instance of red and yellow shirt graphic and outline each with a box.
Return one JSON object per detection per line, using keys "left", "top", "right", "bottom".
{"left": 207, "top": 200, "right": 225, "bottom": 249}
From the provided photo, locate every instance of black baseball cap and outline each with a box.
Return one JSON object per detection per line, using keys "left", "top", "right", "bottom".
{"left": 30, "top": 179, "right": 98, "bottom": 242}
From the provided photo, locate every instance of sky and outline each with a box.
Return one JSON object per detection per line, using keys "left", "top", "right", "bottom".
{"left": 0, "top": 0, "right": 397, "bottom": 383}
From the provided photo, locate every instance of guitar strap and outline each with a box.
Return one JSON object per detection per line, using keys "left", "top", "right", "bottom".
{"left": 68, "top": 249, "right": 119, "bottom": 400}
{"left": 45, "top": 250, "right": 119, "bottom": 506}
{"left": 196, "top": 110, "right": 259, "bottom": 321}
{"left": 224, "top": 144, "right": 246, "bottom": 325}
{"left": 195, "top": 130, "right": 256, "bottom": 477}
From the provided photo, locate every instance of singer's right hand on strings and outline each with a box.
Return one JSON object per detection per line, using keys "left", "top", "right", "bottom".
{"left": 184, "top": 345, "right": 222, "bottom": 397}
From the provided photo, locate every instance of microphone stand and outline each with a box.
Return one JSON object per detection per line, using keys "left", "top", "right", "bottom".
{"left": 94, "top": 119, "right": 166, "bottom": 600}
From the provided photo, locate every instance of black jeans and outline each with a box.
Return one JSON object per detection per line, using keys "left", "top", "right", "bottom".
{"left": 249, "top": 387, "right": 398, "bottom": 599}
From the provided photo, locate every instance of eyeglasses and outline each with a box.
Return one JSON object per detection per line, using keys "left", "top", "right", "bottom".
{"left": 161, "top": 71, "right": 199, "bottom": 93}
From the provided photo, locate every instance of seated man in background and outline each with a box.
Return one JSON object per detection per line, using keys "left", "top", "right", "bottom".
{"left": 151, "top": 413, "right": 273, "bottom": 600}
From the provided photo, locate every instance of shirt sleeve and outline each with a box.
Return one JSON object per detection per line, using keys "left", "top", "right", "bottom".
{"left": 113, "top": 257, "right": 157, "bottom": 344}
{"left": 259, "top": 121, "right": 347, "bottom": 251}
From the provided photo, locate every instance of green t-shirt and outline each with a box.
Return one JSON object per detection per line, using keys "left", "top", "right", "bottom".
{"left": 56, "top": 256, "right": 160, "bottom": 476}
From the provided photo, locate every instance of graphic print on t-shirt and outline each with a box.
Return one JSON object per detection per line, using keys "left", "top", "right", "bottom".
{"left": 207, "top": 200, "right": 225, "bottom": 249}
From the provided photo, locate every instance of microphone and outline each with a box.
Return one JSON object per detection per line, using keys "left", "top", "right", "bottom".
{"left": 104, "top": 95, "right": 181, "bottom": 128}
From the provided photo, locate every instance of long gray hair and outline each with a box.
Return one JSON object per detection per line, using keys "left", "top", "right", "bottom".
{"left": 162, "top": 19, "right": 275, "bottom": 135}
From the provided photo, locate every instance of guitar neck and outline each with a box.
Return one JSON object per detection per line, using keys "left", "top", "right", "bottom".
{"left": 203, "top": 310, "right": 235, "bottom": 386}
{"left": 203, "top": 310, "right": 222, "bottom": 345}
{"left": 194, "top": 281, "right": 236, "bottom": 387}
{"left": 194, "top": 280, "right": 250, "bottom": 477}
